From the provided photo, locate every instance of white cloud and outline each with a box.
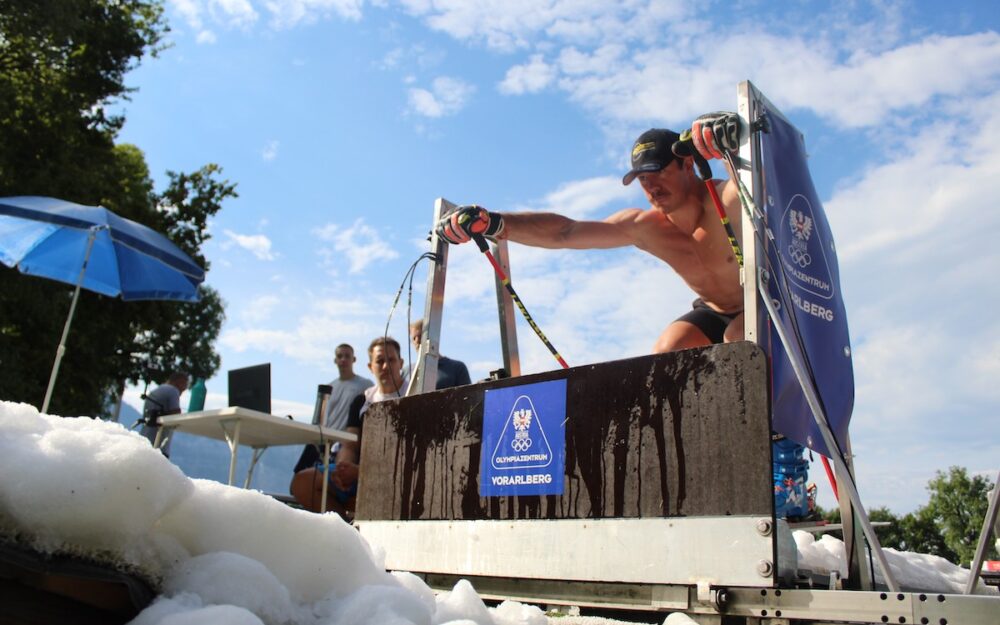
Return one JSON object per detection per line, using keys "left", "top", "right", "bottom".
{"left": 211, "top": 0, "right": 259, "bottom": 28}
{"left": 312, "top": 219, "right": 399, "bottom": 273}
{"left": 398, "top": 0, "right": 686, "bottom": 52}
{"left": 172, "top": 0, "right": 204, "bottom": 29}
{"left": 498, "top": 54, "right": 555, "bottom": 95}
{"left": 260, "top": 139, "right": 279, "bottom": 161}
{"left": 240, "top": 294, "right": 281, "bottom": 323}
{"left": 196, "top": 29, "right": 218, "bottom": 44}
{"left": 220, "top": 294, "right": 390, "bottom": 365}
{"left": 521, "top": 175, "right": 640, "bottom": 219}
{"left": 222, "top": 229, "right": 277, "bottom": 261}
{"left": 171, "top": 0, "right": 259, "bottom": 30}
{"left": 264, "top": 0, "right": 365, "bottom": 28}
{"left": 407, "top": 76, "right": 475, "bottom": 118}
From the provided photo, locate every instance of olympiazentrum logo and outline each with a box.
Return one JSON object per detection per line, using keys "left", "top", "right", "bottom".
{"left": 788, "top": 208, "right": 813, "bottom": 268}
{"left": 490, "top": 395, "right": 553, "bottom": 470}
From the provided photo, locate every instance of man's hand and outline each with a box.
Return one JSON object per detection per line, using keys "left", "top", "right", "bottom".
{"left": 691, "top": 112, "right": 741, "bottom": 161}
{"left": 435, "top": 205, "right": 505, "bottom": 245}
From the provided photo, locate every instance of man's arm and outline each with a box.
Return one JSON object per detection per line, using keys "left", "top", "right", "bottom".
{"left": 718, "top": 178, "right": 743, "bottom": 243}
{"left": 436, "top": 205, "right": 645, "bottom": 251}
{"left": 500, "top": 209, "right": 644, "bottom": 250}
{"left": 334, "top": 393, "right": 367, "bottom": 466}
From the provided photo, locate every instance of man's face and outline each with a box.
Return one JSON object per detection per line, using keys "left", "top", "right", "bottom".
{"left": 638, "top": 160, "right": 693, "bottom": 214}
{"left": 334, "top": 347, "right": 355, "bottom": 373}
{"left": 368, "top": 344, "right": 404, "bottom": 394}
{"left": 409, "top": 327, "right": 421, "bottom": 350}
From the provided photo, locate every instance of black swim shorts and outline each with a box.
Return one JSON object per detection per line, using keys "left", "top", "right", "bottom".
{"left": 675, "top": 298, "right": 741, "bottom": 344}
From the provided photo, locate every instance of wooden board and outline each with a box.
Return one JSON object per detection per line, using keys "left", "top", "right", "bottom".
{"left": 357, "top": 342, "right": 771, "bottom": 520}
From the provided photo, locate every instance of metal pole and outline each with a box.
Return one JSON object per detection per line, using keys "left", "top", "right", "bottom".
{"left": 407, "top": 198, "right": 451, "bottom": 396}
{"left": 759, "top": 268, "right": 899, "bottom": 592}
{"left": 965, "top": 470, "right": 1000, "bottom": 594}
{"left": 491, "top": 239, "right": 521, "bottom": 378}
{"left": 42, "top": 226, "right": 101, "bottom": 414}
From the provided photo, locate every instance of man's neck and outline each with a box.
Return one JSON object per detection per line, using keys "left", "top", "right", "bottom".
{"left": 338, "top": 371, "right": 356, "bottom": 381}
{"left": 664, "top": 185, "right": 710, "bottom": 236}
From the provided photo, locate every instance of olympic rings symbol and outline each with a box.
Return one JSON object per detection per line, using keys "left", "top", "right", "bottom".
{"left": 788, "top": 245, "right": 811, "bottom": 267}
{"left": 511, "top": 438, "right": 532, "bottom": 452}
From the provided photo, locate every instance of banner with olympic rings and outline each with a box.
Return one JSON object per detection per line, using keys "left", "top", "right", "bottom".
{"left": 757, "top": 103, "right": 855, "bottom": 458}
{"left": 479, "top": 379, "right": 566, "bottom": 497}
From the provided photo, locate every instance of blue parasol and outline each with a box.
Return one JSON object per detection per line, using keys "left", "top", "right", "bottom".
{"left": 0, "top": 196, "right": 205, "bottom": 412}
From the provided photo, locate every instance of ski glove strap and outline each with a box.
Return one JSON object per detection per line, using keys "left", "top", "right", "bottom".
{"left": 691, "top": 111, "right": 742, "bottom": 161}
{"left": 436, "top": 205, "right": 506, "bottom": 245}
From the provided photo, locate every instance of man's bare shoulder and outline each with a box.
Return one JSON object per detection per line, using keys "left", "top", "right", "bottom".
{"left": 603, "top": 206, "right": 661, "bottom": 226}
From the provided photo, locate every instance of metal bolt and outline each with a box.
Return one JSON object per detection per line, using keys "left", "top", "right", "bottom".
{"left": 757, "top": 559, "right": 774, "bottom": 577}
{"left": 756, "top": 519, "right": 773, "bottom": 536}
{"left": 713, "top": 588, "right": 730, "bottom": 611}
{"left": 844, "top": 346, "right": 851, "bottom": 358}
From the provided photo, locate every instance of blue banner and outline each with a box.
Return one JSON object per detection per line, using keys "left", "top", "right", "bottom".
{"left": 480, "top": 379, "right": 566, "bottom": 497}
{"left": 757, "top": 105, "right": 854, "bottom": 458}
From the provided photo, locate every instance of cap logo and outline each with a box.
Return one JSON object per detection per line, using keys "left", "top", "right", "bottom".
{"left": 632, "top": 141, "right": 656, "bottom": 159}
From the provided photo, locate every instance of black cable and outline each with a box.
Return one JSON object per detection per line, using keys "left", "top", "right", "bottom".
{"left": 383, "top": 252, "right": 438, "bottom": 397}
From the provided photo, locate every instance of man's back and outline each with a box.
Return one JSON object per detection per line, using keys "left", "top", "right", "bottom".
{"left": 436, "top": 356, "right": 471, "bottom": 390}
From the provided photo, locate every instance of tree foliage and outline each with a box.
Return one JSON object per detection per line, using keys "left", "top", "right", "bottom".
{"left": 0, "top": 1, "right": 235, "bottom": 416}
{"left": 924, "top": 467, "right": 996, "bottom": 565}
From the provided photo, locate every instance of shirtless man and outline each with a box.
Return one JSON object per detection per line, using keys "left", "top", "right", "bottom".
{"left": 435, "top": 112, "right": 745, "bottom": 353}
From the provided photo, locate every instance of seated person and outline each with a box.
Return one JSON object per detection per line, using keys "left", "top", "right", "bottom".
{"left": 138, "top": 371, "right": 188, "bottom": 458}
{"left": 289, "top": 336, "right": 407, "bottom": 517}
{"left": 408, "top": 319, "right": 471, "bottom": 389}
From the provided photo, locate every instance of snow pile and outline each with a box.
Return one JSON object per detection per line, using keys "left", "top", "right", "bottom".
{"left": 794, "top": 528, "right": 995, "bottom": 595}
{"left": 0, "top": 400, "right": 994, "bottom": 625}
{"left": 0, "top": 401, "right": 546, "bottom": 625}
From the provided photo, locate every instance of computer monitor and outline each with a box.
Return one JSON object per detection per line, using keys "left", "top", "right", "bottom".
{"left": 228, "top": 363, "right": 271, "bottom": 414}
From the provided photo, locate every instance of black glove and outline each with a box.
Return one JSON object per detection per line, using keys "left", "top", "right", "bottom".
{"left": 435, "top": 205, "right": 505, "bottom": 245}
{"left": 691, "top": 111, "right": 741, "bottom": 160}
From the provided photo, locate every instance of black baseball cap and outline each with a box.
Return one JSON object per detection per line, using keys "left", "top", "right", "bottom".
{"left": 622, "top": 129, "right": 682, "bottom": 186}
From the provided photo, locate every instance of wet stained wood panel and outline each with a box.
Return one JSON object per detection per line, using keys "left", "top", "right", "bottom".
{"left": 356, "top": 342, "right": 771, "bottom": 520}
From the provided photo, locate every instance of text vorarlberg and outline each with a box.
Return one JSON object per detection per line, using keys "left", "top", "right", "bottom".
{"left": 490, "top": 474, "right": 553, "bottom": 486}
{"left": 790, "top": 292, "right": 834, "bottom": 322}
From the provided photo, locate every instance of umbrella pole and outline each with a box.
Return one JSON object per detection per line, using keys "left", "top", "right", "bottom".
{"left": 41, "top": 227, "right": 99, "bottom": 414}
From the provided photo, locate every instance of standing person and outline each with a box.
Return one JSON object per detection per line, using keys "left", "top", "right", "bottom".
{"left": 138, "top": 371, "right": 188, "bottom": 457}
{"left": 409, "top": 319, "right": 471, "bottom": 389}
{"left": 322, "top": 343, "right": 374, "bottom": 431}
{"left": 290, "top": 336, "right": 407, "bottom": 518}
{"left": 436, "top": 113, "right": 745, "bottom": 353}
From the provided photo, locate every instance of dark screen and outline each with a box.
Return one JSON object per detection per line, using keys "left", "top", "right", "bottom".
{"left": 228, "top": 363, "right": 271, "bottom": 414}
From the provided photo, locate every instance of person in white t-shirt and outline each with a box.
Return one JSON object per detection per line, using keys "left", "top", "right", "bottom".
{"left": 290, "top": 337, "right": 405, "bottom": 517}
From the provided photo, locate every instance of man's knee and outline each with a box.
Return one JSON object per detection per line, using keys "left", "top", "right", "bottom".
{"left": 723, "top": 313, "right": 745, "bottom": 343}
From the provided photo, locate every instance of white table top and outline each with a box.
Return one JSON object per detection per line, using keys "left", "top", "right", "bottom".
{"left": 158, "top": 406, "right": 356, "bottom": 448}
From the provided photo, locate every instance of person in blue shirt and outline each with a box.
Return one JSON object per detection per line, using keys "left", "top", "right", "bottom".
{"left": 409, "top": 319, "right": 471, "bottom": 389}
{"left": 138, "top": 371, "right": 188, "bottom": 457}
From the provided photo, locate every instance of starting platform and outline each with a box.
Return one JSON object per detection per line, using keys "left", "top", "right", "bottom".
{"left": 357, "top": 343, "right": 774, "bottom": 592}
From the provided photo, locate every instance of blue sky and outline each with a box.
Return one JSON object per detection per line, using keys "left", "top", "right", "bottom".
{"left": 116, "top": 0, "right": 1000, "bottom": 514}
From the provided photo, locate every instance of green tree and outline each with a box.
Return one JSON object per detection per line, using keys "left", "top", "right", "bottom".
{"left": 0, "top": 1, "right": 234, "bottom": 416}
{"left": 924, "top": 467, "right": 996, "bottom": 565}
